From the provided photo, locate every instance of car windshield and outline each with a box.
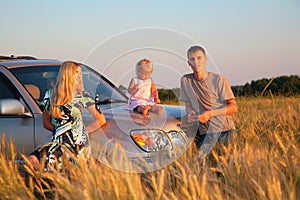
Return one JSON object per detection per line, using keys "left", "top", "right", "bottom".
{"left": 81, "top": 65, "right": 128, "bottom": 104}
{"left": 9, "top": 64, "right": 128, "bottom": 109}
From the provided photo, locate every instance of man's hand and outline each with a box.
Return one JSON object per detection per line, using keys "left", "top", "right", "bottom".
{"left": 187, "top": 111, "right": 197, "bottom": 122}
{"left": 199, "top": 110, "right": 211, "bottom": 123}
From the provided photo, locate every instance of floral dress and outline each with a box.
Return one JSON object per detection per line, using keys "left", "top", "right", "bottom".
{"left": 41, "top": 91, "right": 94, "bottom": 171}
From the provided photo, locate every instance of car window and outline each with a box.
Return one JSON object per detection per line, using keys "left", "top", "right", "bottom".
{"left": 0, "top": 72, "right": 20, "bottom": 99}
{"left": 9, "top": 64, "right": 127, "bottom": 109}
{"left": 9, "top": 66, "right": 60, "bottom": 103}
{"left": 0, "top": 72, "right": 31, "bottom": 114}
{"left": 81, "top": 65, "right": 128, "bottom": 103}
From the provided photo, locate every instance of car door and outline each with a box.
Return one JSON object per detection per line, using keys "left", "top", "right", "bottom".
{"left": 0, "top": 67, "right": 37, "bottom": 154}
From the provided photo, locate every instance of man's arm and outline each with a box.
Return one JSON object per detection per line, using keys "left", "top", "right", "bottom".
{"left": 199, "top": 99, "right": 238, "bottom": 123}
{"left": 184, "top": 102, "right": 199, "bottom": 122}
{"left": 184, "top": 102, "right": 194, "bottom": 115}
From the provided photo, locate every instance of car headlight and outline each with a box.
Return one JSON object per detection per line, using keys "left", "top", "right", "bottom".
{"left": 130, "top": 129, "right": 172, "bottom": 152}
{"left": 168, "top": 131, "right": 186, "bottom": 146}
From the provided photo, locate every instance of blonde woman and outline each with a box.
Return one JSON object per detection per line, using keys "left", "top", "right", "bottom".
{"left": 28, "top": 61, "right": 106, "bottom": 170}
{"left": 127, "top": 59, "right": 163, "bottom": 115}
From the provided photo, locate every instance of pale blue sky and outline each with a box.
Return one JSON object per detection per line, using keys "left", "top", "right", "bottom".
{"left": 1, "top": 0, "right": 300, "bottom": 88}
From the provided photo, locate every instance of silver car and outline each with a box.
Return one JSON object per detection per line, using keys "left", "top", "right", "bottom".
{"left": 0, "top": 57, "right": 191, "bottom": 172}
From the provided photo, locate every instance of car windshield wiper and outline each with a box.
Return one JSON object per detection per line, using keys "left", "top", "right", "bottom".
{"left": 97, "top": 98, "right": 128, "bottom": 105}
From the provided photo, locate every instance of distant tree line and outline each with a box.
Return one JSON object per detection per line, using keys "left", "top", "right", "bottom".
{"left": 118, "top": 75, "right": 300, "bottom": 103}
{"left": 231, "top": 75, "right": 300, "bottom": 96}
{"left": 157, "top": 88, "right": 180, "bottom": 104}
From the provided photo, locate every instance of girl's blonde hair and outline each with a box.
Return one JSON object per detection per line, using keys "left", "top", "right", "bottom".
{"left": 51, "top": 61, "right": 82, "bottom": 118}
{"left": 135, "top": 59, "right": 153, "bottom": 74}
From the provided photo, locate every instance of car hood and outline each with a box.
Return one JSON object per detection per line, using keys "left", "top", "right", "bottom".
{"left": 86, "top": 103, "right": 189, "bottom": 172}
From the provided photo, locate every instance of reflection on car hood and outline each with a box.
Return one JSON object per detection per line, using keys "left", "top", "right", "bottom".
{"left": 86, "top": 103, "right": 188, "bottom": 172}
{"left": 102, "top": 104, "right": 185, "bottom": 132}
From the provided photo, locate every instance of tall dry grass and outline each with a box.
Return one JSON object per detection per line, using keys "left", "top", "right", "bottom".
{"left": 0, "top": 96, "right": 299, "bottom": 200}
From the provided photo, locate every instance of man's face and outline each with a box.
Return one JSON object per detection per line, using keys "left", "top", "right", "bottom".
{"left": 187, "top": 50, "right": 207, "bottom": 72}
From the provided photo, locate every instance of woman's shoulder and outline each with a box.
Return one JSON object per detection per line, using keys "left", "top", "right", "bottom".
{"left": 81, "top": 91, "right": 95, "bottom": 106}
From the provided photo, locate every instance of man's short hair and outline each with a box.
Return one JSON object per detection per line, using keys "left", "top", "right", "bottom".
{"left": 187, "top": 46, "right": 206, "bottom": 57}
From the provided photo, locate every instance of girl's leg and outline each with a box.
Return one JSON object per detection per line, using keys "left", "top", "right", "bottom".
{"left": 27, "top": 147, "right": 47, "bottom": 171}
{"left": 136, "top": 105, "right": 150, "bottom": 115}
{"left": 150, "top": 104, "right": 163, "bottom": 115}
{"left": 27, "top": 155, "right": 40, "bottom": 170}
{"left": 143, "top": 105, "right": 151, "bottom": 115}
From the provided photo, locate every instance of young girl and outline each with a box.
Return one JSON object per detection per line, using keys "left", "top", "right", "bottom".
{"left": 127, "top": 59, "right": 163, "bottom": 115}
{"left": 28, "top": 61, "right": 106, "bottom": 171}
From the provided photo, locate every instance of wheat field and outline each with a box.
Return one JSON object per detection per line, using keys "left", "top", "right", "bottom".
{"left": 0, "top": 96, "right": 299, "bottom": 200}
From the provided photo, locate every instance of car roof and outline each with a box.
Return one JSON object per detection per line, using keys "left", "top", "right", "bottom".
{"left": 0, "top": 59, "right": 63, "bottom": 69}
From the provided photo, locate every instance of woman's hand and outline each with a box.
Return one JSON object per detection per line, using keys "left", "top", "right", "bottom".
{"left": 86, "top": 105, "right": 106, "bottom": 133}
{"left": 95, "top": 111, "right": 106, "bottom": 127}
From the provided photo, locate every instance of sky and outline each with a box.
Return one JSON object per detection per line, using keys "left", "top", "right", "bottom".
{"left": 1, "top": 0, "right": 300, "bottom": 89}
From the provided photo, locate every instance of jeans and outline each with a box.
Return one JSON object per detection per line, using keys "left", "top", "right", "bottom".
{"left": 194, "top": 130, "right": 236, "bottom": 153}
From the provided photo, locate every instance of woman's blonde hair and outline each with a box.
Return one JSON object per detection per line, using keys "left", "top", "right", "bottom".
{"left": 135, "top": 59, "right": 153, "bottom": 74}
{"left": 51, "top": 61, "right": 82, "bottom": 118}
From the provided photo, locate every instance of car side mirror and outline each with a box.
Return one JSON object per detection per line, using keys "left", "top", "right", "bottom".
{"left": 0, "top": 98, "right": 25, "bottom": 115}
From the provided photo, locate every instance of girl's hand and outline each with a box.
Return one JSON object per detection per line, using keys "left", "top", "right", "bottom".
{"left": 134, "top": 83, "right": 139, "bottom": 90}
{"left": 155, "top": 98, "right": 161, "bottom": 104}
